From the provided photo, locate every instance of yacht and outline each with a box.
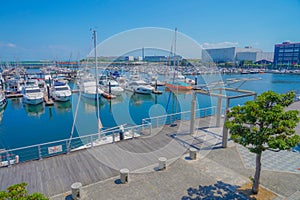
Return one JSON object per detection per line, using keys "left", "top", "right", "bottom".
{"left": 124, "top": 75, "right": 154, "bottom": 94}
{"left": 0, "top": 73, "right": 4, "bottom": 89}
{"left": 165, "top": 70, "right": 193, "bottom": 91}
{"left": 51, "top": 81, "right": 72, "bottom": 102}
{"left": 99, "top": 75, "right": 124, "bottom": 96}
{"left": 5, "top": 77, "right": 23, "bottom": 95}
{"left": 79, "top": 74, "right": 103, "bottom": 99}
{"left": 22, "top": 79, "right": 44, "bottom": 105}
{"left": 0, "top": 90, "right": 7, "bottom": 109}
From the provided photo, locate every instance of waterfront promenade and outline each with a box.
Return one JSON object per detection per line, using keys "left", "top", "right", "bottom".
{"left": 1, "top": 102, "right": 300, "bottom": 199}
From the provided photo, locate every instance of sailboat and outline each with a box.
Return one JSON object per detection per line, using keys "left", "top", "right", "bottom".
{"left": 67, "top": 30, "right": 106, "bottom": 152}
{"left": 165, "top": 28, "right": 192, "bottom": 91}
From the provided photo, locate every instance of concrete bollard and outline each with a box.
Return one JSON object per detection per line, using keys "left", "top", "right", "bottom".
{"left": 120, "top": 168, "right": 129, "bottom": 184}
{"left": 71, "top": 182, "right": 82, "bottom": 200}
{"left": 189, "top": 148, "right": 198, "bottom": 160}
{"left": 15, "top": 155, "right": 19, "bottom": 164}
{"left": 158, "top": 157, "right": 167, "bottom": 170}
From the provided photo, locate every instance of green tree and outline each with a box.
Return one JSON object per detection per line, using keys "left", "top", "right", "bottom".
{"left": 0, "top": 183, "right": 48, "bottom": 200}
{"left": 225, "top": 91, "right": 300, "bottom": 194}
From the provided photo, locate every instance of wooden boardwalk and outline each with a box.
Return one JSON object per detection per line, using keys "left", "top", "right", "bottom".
{"left": 0, "top": 116, "right": 221, "bottom": 197}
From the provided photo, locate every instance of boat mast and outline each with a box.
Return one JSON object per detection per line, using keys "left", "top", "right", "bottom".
{"left": 174, "top": 28, "right": 179, "bottom": 114}
{"left": 93, "top": 30, "right": 102, "bottom": 134}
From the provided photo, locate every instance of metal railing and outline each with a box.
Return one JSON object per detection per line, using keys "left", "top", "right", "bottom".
{"left": 0, "top": 106, "right": 215, "bottom": 167}
{"left": 0, "top": 123, "right": 150, "bottom": 167}
{"left": 142, "top": 106, "right": 216, "bottom": 129}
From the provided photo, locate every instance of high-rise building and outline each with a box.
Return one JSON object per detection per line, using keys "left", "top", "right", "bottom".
{"left": 273, "top": 42, "right": 300, "bottom": 66}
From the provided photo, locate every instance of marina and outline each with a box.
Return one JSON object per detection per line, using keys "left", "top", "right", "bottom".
{"left": 0, "top": 1, "right": 300, "bottom": 199}
{"left": 0, "top": 102, "right": 300, "bottom": 198}
{"left": 0, "top": 71, "right": 300, "bottom": 150}
{"left": 1, "top": 60, "right": 300, "bottom": 199}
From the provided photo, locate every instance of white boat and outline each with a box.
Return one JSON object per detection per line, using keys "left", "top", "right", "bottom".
{"left": 51, "top": 81, "right": 72, "bottom": 102}
{"left": 0, "top": 73, "right": 4, "bottom": 89}
{"left": 5, "top": 77, "right": 23, "bottom": 95}
{"left": 0, "top": 91, "right": 7, "bottom": 109}
{"left": 99, "top": 75, "right": 124, "bottom": 96}
{"left": 22, "top": 80, "right": 44, "bottom": 105}
{"left": 169, "top": 70, "right": 195, "bottom": 85}
{"left": 124, "top": 75, "right": 154, "bottom": 94}
{"left": 80, "top": 74, "right": 103, "bottom": 99}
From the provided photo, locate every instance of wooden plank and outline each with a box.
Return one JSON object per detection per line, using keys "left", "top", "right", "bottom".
{"left": 0, "top": 116, "right": 217, "bottom": 197}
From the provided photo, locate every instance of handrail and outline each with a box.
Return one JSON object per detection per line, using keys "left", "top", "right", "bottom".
{"left": 142, "top": 106, "right": 216, "bottom": 124}
{"left": 0, "top": 106, "right": 215, "bottom": 165}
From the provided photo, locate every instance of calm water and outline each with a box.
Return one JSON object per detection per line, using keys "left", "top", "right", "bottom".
{"left": 0, "top": 73, "right": 300, "bottom": 150}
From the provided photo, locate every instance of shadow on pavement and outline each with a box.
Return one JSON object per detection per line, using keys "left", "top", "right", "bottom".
{"left": 182, "top": 181, "right": 251, "bottom": 200}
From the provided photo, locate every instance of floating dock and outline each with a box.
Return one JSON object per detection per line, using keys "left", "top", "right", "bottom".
{"left": 6, "top": 93, "right": 23, "bottom": 98}
{"left": 71, "top": 90, "right": 79, "bottom": 93}
{"left": 152, "top": 90, "right": 163, "bottom": 94}
{"left": 43, "top": 91, "right": 54, "bottom": 106}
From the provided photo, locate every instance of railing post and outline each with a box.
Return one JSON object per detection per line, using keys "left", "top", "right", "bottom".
{"left": 90, "top": 135, "right": 94, "bottom": 148}
{"left": 6, "top": 152, "right": 11, "bottom": 167}
{"left": 112, "top": 132, "right": 115, "bottom": 143}
{"left": 149, "top": 122, "right": 152, "bottom": 135}
{"left": 190, "top": 93, "right": 196, "bottom": 135}
{"left": 66, "top": 140, "right": 70, "bottom": 154}
{"left": 222, "top": 99, "right": 230, "bottom": 148}
{"left": 216, "top": 97, "right": 222, "bottom": 127}
{"left": 134, "top": 127, "right": 137, "bottom": 138}
{"left": 38, "top": 145, "right": 43, "bottom": 160}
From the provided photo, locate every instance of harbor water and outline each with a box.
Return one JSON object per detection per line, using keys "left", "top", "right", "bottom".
{"left": 0, "top": 73, "right": 300, "bottom": 151}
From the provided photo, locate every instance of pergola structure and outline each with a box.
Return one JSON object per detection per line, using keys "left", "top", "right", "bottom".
{"left": 190, "top": 77, "right": 259, "bottom": 148}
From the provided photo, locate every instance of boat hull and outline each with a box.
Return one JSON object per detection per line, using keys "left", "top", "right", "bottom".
{"left": 134, "top": 87, "right": 153, "bottom": 94}
{"left": 52, "top": 94, "right": 71, "bottom": 102}
{"left": 0, "top": 98, "right": 7, "bottom": 108}
{"left": 23, "top": 97, "right": 44, "bottom": 105}
{"left": 82, "top": 92, "right": 102, "bottom": 99}
{"left": 165, "top": 83, "right": 192, "bottom": 91}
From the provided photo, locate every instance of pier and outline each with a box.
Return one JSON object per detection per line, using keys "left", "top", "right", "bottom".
{"left": 44, "top": 87, "right": 54, "bottom": 106}
{"left": 5, "top": 93, "right": 23, "bottom": 98}
{"left": 1, "top": 103, "right": 300, "bottom": 199}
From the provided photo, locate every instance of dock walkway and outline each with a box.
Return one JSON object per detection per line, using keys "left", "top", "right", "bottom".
{"left": 0, "top": 116, "right": 219, "bottom": 197}
{"left": 1, "top": 101, "right": 300, "bottom": 199}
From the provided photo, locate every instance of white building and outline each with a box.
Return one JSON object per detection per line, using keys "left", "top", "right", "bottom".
{"left": 202, "top": 46, "right": 273, "bottom": 63}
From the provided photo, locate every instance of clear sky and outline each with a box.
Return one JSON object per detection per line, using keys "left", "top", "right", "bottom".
{"left": 0, "top": 0, "right": 299, "bottom": 60}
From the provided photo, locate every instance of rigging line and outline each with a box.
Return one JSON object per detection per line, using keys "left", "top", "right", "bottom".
{"left": 93, "top": 29, "right": 102, "bottom": 133}
{"left": 166, "top": 28, "right": 178, "bottom": 112}
{"left": 68, "top": 90, "right": 82, "bottom": 151}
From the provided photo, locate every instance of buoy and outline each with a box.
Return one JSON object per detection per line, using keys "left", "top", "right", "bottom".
{"left": 102, "top": 92, "right": 116, "bottom": 99}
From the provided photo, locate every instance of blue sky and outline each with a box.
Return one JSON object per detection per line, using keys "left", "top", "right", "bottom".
{"left": 0, "top": 0, "right": 299, "bottom": 60}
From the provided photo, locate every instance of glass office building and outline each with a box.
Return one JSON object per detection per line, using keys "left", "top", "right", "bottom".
{"left": 274, "top": 42, "right": 300, "bottom": 66}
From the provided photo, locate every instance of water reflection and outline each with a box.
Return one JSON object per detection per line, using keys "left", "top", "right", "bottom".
{"left": 80, "top": 96, "right": 104, "bottom": 113}
{"left": 129, "top": 93, "right": 154, "bottom": 106}
{"left": 54, "top": 101, "right": 72, "bottom": 113}
{"left": 23, "top": 103, "right": 45, "bottom": 117}
{"left": 0, "top": 108, "right": 5, "bottom": 124}
{"left": 9, "top": 98, "right": 22, "bottom": 109}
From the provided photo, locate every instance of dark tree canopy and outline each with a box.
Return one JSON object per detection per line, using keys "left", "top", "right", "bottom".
{"left": 226, "top": 90, "right": 300, "bottom": 154}
{"left": 225, "top": 90, "right": 300, "bottom": 194}
{"left": 0, "top": 183, "right": 48, "bottom": 200}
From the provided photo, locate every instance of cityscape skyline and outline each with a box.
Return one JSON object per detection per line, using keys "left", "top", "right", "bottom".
{"left": 0, "top": 0, "right": 300, "bottom": 60}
